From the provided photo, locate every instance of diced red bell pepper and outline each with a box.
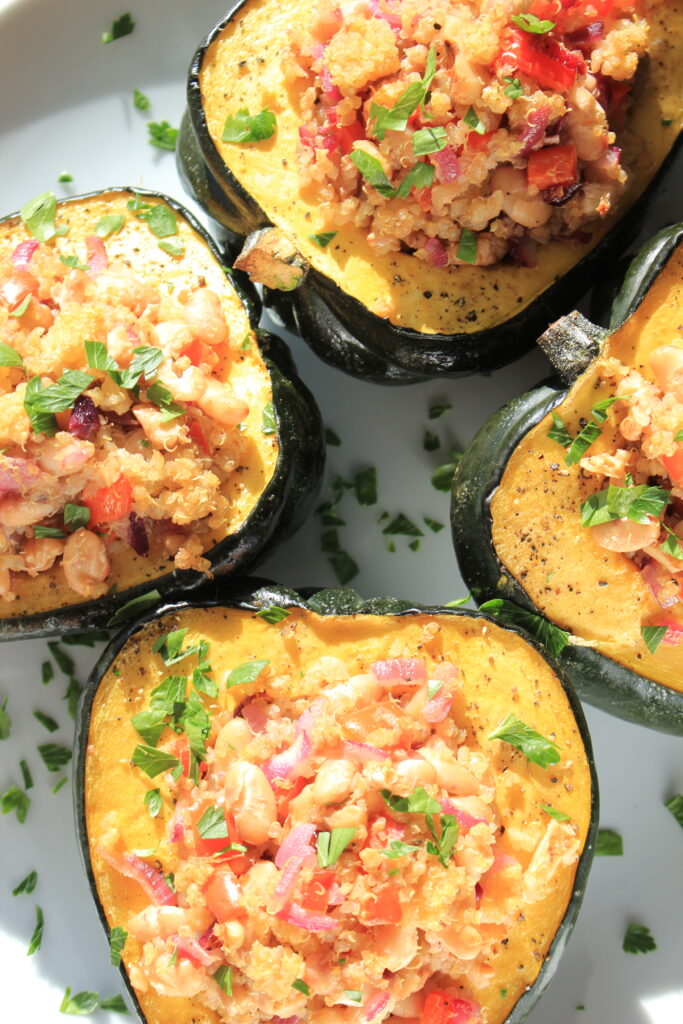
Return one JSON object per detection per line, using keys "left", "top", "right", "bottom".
{"left": 203, "top": 864, "right": 246, "bottom": 922}
{"left": 527, "top": 144, "right": 578, "bottom": 189}
{"left": 193, "top": 809, "right": 253, "bottom": 874}
{"left": 662, "top": 449, "right": 683, "bottom": 486}
{"left": 300, "top": 869, "right": 336, "bottom": 912}
{"left": 181, "top": 338, "right": 212, "bottom": 367}
{"left": 273, "top": 775, "right": 307, "bottom": 823}
{"left": 363, "top": 881, "right": 402, "bottom": 924}
{"left": 466, "top": 129, "right": 494, "bottom": 153}
{"left": 500, "top": 29, "right": 577, "bottom": 92}
{"left": 422, "top": 992, "right": 477, "bottom": 1024}
{"left": 188, "top": 420, "right": 211, "bottom": 456}
{"left": 336, "top": 118, "right": 365, "bottom": 155}
{"left": 85, "top": 475, "right": 133, "bottom": 527}
{"left": 0, "top": 269, "right": 39, "bottom": 313}
{"left": 413, "top": 187, "right": 432, "bottom": 213}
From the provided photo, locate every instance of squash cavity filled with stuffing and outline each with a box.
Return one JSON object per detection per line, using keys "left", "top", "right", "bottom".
{"left": 76, "top": 583, "right": 597, "bottom": 1024}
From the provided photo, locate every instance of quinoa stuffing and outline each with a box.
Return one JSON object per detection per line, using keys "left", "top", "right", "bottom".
{"left": 0, "top": 194, "right": 257, "bottom": 602}
{"left": 286, "top": 0, "right": 658, "bottom": 267}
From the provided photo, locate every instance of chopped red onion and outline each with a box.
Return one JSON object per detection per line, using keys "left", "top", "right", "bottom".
{"left": 424, "top": 237, "right": 449, "bottom": 267}
{"left": 85, "top": 235, "right": 108, "bottom": 278}
{"left": 11, "top": 240, "right": 39, "bottom": 268}
{"left": 363, "top": 992, "right": 390, "bottom": 1022}
{"left": 275, "top": 901, "right": 339, "bottom": 931}
{"left": 99, "top": 847, "right": 177, "bottom": 905}
{"left": 432, "top": 145, "right": 460, "bottom": 183}
{"left": 518, "top": 105, "right": 551, "bottom": 156}
{"left": 371, "top": 657, "right": 427, "bottom": 683}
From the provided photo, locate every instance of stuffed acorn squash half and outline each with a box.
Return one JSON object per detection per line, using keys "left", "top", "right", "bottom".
{"left": 0, "top": 189, "right": 324, "bottom": 639}
{"left": 452, "top": 223, "right": 683, "bottom": 735}
{"left": 75, "top": 580, "right": 597, "bottom": 1024}
{"left": 179, "top": 0, "right": 682, "bottom": 382}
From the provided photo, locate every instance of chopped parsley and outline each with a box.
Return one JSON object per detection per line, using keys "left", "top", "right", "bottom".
{"left": 622, "top": 923, "right": 657, "bottom": 955}
{"left": 133, "top": 89, "right": 150, "bottom": 111}
{"left": 349, "top": 151, "right": 395, "bottom": 198}
{"left": 222, "top": 109, "right": 277, "bottom": 144}
{"left": 456, "top": 229, "right": 478, "bottom": 264}
{"left": 381, "top": 787, "right": 441, "bottom": 814}
{"left": 146, "top": 381, "right": 185, "bottom": 421}
{"left": 316, "top": 828, "right": 357, "bottom": 867}
{"left": 431, "top": 449, "right": 463, "bottom": 491}
{"left": 256, "top": 606, "right": 290, "bottom": 624}
{"left": 641, "top": 625, "right": 668, "bottom": 654}
{"left": 661, "top": 526, "right": 683, "bottom": 560}
{"left": 344, "top": 991, "right": 363, "bottom": 1004}
{"left": 134, "top": 202, "right": 178, "bottom": 239}
{"left": 9, "top": 296, "right": 31, "bottom": 319}
{"left": 109, "top": 926, "right": 128, "bottom": 967}
{"left": 131, "top": 745, "right": 183, "bottom": 780}
{"left": 382, "top": 513, "right": 423, "bottom": 538}
{"left": 47, "top": 642, "right": 75, "bottom": 677}
{"left": 262, "top": 401, "right": 276, "bottom": 435}
{"left": 488, "top": 714, "right": 560, "bottom": 768}
{"left": 23, "top": 371, "right": 93, "bottom": 435}
{"left": 480, "top": 598, "right": 570, "bottom": 657}
{"left": 152, "top": 628, "right": 195, "bottom": 666}
{"left": 370, "top": 47, "right": 437, "bottom": 139}
{"left": 424, "top": 517, "right": 444, "bottom": 533}
{"left": 1, "top": 784, "right": 30, "bottom": 823}
{"left": 59, "top": 988, "right": 99, "bottom": 1015}
{"left": 57, "top": 172, "right": 73, "bottom": 183}
{"left": 354, "top": 466, "right": 377, "bottom": 506}
{"left": 0, "top": 697, "right": 10, "bottom": 739}
{"left": 12, "top": 869, "right": 38, "bottom": 896}
{"left": 38, "top": 743, "right": 72, "bottom": 773}
{"left": 428, "top": 402, "right": 451, "bottom": 420}
{"left": 381, "top": 839, "right": 422, "bottom": 859}
{"left": 34, "top": 526, "right": 66, "bottom": 539}
{"left": 426, "top": 813, "right": 459, "bottom": 867}
{"left": 412, "top": 126, "right": 447, "bottom": 156}
{"left": 664, "top": 793, "right": 683, "bottom": 828}
{"left": 325, "top": 427, "right": 341, "bottom": 446}
{"left": 98, "top": 995, "right": 128, "bottom": 1014}
{"left": 225, "top": 659, "right": 270, "bottom": 689}
{"left": 396, "top": 161, "right": 434, "bottom": 198}
{"left": 20, "top": 191, "right": 58, "bottom": 242}
{"left": 292, "top": 979, "right": 310, "bottom": 997}
{"left": 106, "top": 589, "right": 161, "bottom": 627}
{"left": 20, "top": 760, "right": 33, "bottom": 790}
{"left": 423, "top": 430, "right": 440, "bottom": 451}
{"left": 102, "top": 13, "right": 135, "bottom": 44}
{"left": 511, "top": 13, "right": 555, "bottom": 33}
{"left": 213, "top": 965, "right": 233, "bottom": 995}
{"left": 595, "top": 829, "right": 623, "bottom": 856}
{"left": 27, "top": 906, "right": 44, "bottom": 955}
{"left": 444, "top": 595, "right": 471, "bottom": 608}
{"left": 309, "top": 232, "right": 338, "bottom": 248}
{"left": 158, "top": 237, "right": 185, "bottom": 257}
{"left": 147, "top": 121, "right": 179, "bottom": 152}
{"left": 41, "top": 661, "right": 54, "bottom": 686}
{"left": 33, "top": 710, "right": 59, "bottom": 733}
{"left": 503, "top": 76, "right": 523, "bottom": 99}
{"left": 196, "top": 805, "right": 229, "bottom": 841}
{"left": 144, "top": 789, "right": 162, "bottom": 818}
{"left": 51, "top": 777, "right": 68, "bottom": 795}
{"left": 581, "top": 482, "right": 670, "bottom": 528}
{"left": 463, "top": 106, "right": 486, "bottom": 134}
{"left": 538, "top": 803, "right": 572, "bottom": 823}
{"left": 546, "top": 411, "right": 572, "bottom": 447}
{"left": 63, "top": 504, "right": 91, "bottom": 531}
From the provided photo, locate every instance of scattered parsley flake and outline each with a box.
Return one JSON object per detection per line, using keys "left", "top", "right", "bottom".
{"left": 38, "top": 743, "right": 72, "bottom": 773}
{"left": 539, "top": 803, "right": 572, "bottom": 823}
{"left": 344, "top": 991, "right": 363, "bottom": 1004}
{"left": 547, "top": 411, "right": 572, "bottom": 447}
{"left": 425, "top": 813, "right": 459, "bottom": 866}
{"left": 428, "top": 402, "right": 451, "bottom": 420}
{"left": 511, "top": 13, "right": 555, "bottom": 33}
{"left": 317, "top": 828, "right": 357, "bottom": 867}
{"left": 369, "top": 47, "right": 437, "bottom": 140}
{"left": 503, "top": 76, "right": 523, "bottom": 98}
{"left": 222, "top": 109, "right": 277, "bottom": 144}
{"left": 488, "top": 714, "right": 560, "bottom": 768}
{"left": 1, "top": 784, "right": 30, "bottom": 823}
{"left": 325, "top": 427, "right": 341, "bottom": 446}
{"left": 623, "top": 923, "right": 656, "bottom": 955}
{"left": 309, "top": 232, "right": 337, "bottom": 248}
{"left": 412, "top": 126, "right": 447, "bottom": 156}
{"left": 51, "top": 777, "right": 68, "bottom": 795}
{"left": 12, "top": 869, "right": 38, "bottom": 896}
{"left": 329, "top": 550, "right": 359, "bottom": 585}
{"left": 213, "top": 965, "right": 233, "bottom": 995}
{"left": 480, "top": 598, "right": 570, "bottom": 657}
{"left": 197, "top": 805, "right": 229, "bottom": 841}
{"left": 33, "top": 710, "right": 59, "bottom": 733}
{"left": 41, "top": 661, "right": 54, "bottom": 686}
{"left": 144, "top": 789, "right": 162, "bottom": 818}
{"left": 27, "top": 906, "right": 44, "bottom": 955}
{"left": 20, "top": 191, "right": 58, "bottom": 242}
{"left": 664, "top": 793, "right": 683, "bottom": 829}
{"left": 262, "top": 401, "right": 276, "bottom": 435}
{"left": 354, "top": 466, "right": 377, "bottom": 506}
{"left": 641, "top": 625, "right": 668, "bottom": 654}
{"left": 0, "top": 697, "right": 10, "bottom": 739}
{"left": 0, "top": 342, "right": 25, "bottom": 366}
{"left": 107, "top": 589, "right": 161, "bottom": 627}
{"left": 102, "top": 13, "right": 135, "bottom": 44}
{"left": 381, "top": 786, "right": 441, "bottom": 814}
{"left": 131, "top": 744, "right": 182, "bottom": 780}
{"left": 98, "top": 995, "right": 129, "bottom": 1014}
{"left": 292, "top": 979, "right": 310, "bottom": 997}
{"left": 226, "top": 659, "right": 270, "bottom": 689}
{"left": 255, "top": 606, "right": 290, "bottom": 624}
{"left": 381, "top": 838, "right": 422, "bottom": 858}
{"left": 423, "top": 430, "right": 440, "bottom": 451}
{"left": 423, "top": 517, "right": 444, "bottom": 533}
{"left": 47, "top": 642, "right": 75, "bottom": 677}
{"left": 20, "top": 760, "right": 33, "bottom": 790}
{"left": 147, "top": 121, "right": 179, "bottom": 152}
{"left": 581, "top": 482, "right": 670, "bottom": 529}
{"left": 133, "top": 89, "right": 150, "bottom": 111}
{"left": 456, "top": 229, "right": 478, "bottom": 264}
{"left": 463, "top": 106, "right": 486, "bottom": 134}
{"left": 595, "top": 829, "right": 623, "bottom": 856}
{"left": 382, "top": 513, "right": 423, "bottom": 538}
{"left": 158, "top": 237, "right": 184, "bottom": 257}
{"left": 444, "top": 595, "right": 471, "bottom": 608}
{"left": 60, "top": 988, "right": 99, "bottom": 1015}
{"left": 349, "top": 151, "right": 395, "bottom": 198}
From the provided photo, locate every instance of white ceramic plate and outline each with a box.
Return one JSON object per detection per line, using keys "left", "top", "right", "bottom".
{"left": 0, "top": 2, "right": 681, "bottom": 1022}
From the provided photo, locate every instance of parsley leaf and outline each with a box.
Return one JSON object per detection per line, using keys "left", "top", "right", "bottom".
{"left": 381, "top": 787, "right": 441, "bottom": 814}
{"left": 146, "top": 382, "right": 185, "bottom": 421}
{"left": 197, "top": 805, "right": 229, "bottom": 840}
{"left": 316, "top": 828, "right": 357, "bottom": 867}
{"left": 20, "top": 191, "right": 58, "bottom": 242}
{"left": 144, "top": 789, "right": 162, "bottom": 818}
{"left": 344, "top": 991, "right": 363, "bottom": 1004}
{"left": 457, "top": 229, "right": 478, "bottom": 264}
{"left": 152, "top": 628, "right": 198, "bottom": 667}
{"left": 309, "top": 232, "right": 338, "bottom": 248}
{"left": 60, "top": 988, "right": 99, "bottom": 1015}
{"left": 33, "top": 710, "right": 59, "bottom": 733}
{"left": 262, "top": 401, "right": 276, "bottom": 435}
{"left": 423, "top": 430, "right": 440, "bottom": 451}
{"left": 641, "top": 625, "right": 668, "bottom": 654}
{"left": 147, "top": 121, "right": 179, "bottom": 152}
{"left": 133, "top": 89, "right": 150, "bottom": 111}
{"left": 226, "top": 659, "right": 270, "bottom": 689}
{"left": 664, "top": 793, "right": 683, "bottom": 828}
{"left": 12, "top": 869, "right": 37, "bottom": 896}
{"left": 412, "top": 126, "right": 447, "bottom": 156}
{"left": 425, "top": 813, "right": 459, "bottom": 867}
{"left": 109, "top": 926, "right": 128, "bottom": 967}
{"left": 58, "top": 172, "right": 73, "bottom": 183}
{"left": 135, "top": 203, "right": 178, "bottom": 239}
{"left": 325, "top": 426, "right": 341, "bottom": 446}
{"left": 25, "top": 370, "right": 93, "bottom": 416}
{"left": 381, "top": 839, "right": 422, "bottom": 858}
{"left": 38, "top": 743, "right": 72, "bottom": 773}
{"left": 547, "top": 411, "right": 572, "bottom": 447}
{"left": 64, "top": 504, "right": 90, "bottom": 531}
{"left": 0, "top": 343, "right": 25, "bottom": 368}
{"left": 0, "top": 697, "right": 10, "bottom": 740}
{"left": 349, "top": 151, "right": 396, "bottom": 198}
{"left": 396, "top": 161, "right": 435, "bottom": 198}
{"left": 382, "top": 513, "right": 423, "bottom": 537}
{"left": 131, "top": 745, "right": 183, "bottom": 780}
{"left": 34, "top": 526, "right": 66, "bottom": 539}
{"left": 102, "top": 13, "right": 135, "bottom": 43}
{"left": 512, "top": 13, "right": 555, "bottom": 33}
{"left": 661, "top": 526, "right": 683, "bottom": 560}
{"left": 27, "top": 906, "right": 44, "bottom": 955}
{"left": 106, "top": 589, "right": 161, "bottom": 627}
{"left": 222, "top": 109, "right": 277, "bottom": 144}
{"left": 463, "top": 106, "right": 486, "bottom": 134}
{"left": 488, "top": 714, "right": 560, "bottom": 768}
{"left": 539, "top": 803, "right": 572, "bottom": 823}
{"left": 354, "top": 466, "right": 377, "bottom": 506}
{"left": 623, "top": 923, "right": 656, "bottom": 955}
{"left": 213, "top": 965, "right": 233, "bottom": 995}
{"left": 256, "top": 606, "right": 290, "bottom": 624}
{"left": 369, "top": 47, "right": 437, "bottom": 139}
{"left": 9, "top": 296, "right": 31, "bottom": 318}
{"left": 292, "top": 979, "right": 310, "bottom": 997}
{"left": 98, "top": 995, "right": 128, "bottom": 1014}
{"left": 429, "top": 402, "right": 451, "bottom": 420}
{"left": 503, "top": 76, "right": 523, "bottom": 99}
{"left": 581, "top": 483, "right": 670, "bottom": 528}
{"left": 480, "top": 598, "right": 570, "bottom": 657}
{"left": 595, "top": 829, "right": 623, "bottom": 856}
{"left": 1, "top": 784, "right": 30, "bottom": 823}
{"left": 424, "top": 517, "right": 444, "bottom": 534}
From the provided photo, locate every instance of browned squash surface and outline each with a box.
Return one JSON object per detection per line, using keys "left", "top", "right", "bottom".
{"left": 199, "top": 0, "right": 683, "bottom": 335}
{"left": 0, "top": 191, "right": 279, "bottom": 618}
{"left": 491, "top": 241, "right": 683, "bottom": 693}
{"left": 85, "top": 605, "right": 593, "bottom": 1024}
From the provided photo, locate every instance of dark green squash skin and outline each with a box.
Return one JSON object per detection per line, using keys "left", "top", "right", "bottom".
{"left": 0, "top": 188, "right": 325, "bottom": 641}
{"left": 451, "top": 224, "right": 683, "bottom": 735}
{"left": 74, "top": 576, "right": 598, "bottom": 1024}
{"left": 178, "top": 2, "right": 682, "bottom": 384}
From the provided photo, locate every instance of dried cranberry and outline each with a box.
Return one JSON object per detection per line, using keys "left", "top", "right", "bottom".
{"left": 68, "top": 395, "right": 100, "bottom": 439}
{"left": 127, "top": 512, "right": 149, "bottom": 556}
